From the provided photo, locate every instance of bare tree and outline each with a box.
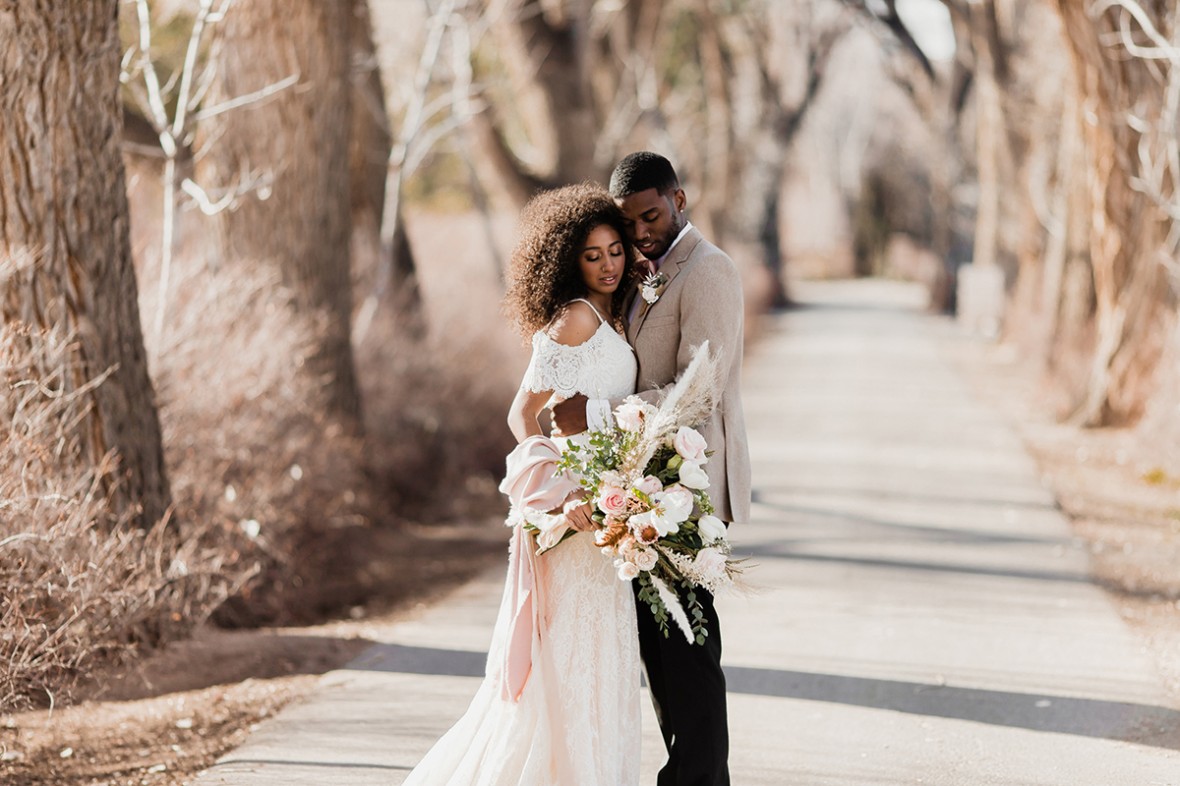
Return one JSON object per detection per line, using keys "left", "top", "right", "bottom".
{"left": 121, "top": 0, "right": 299, "bottom": 344}
{"left": 1051, "top": 0, "right": 1177, "bottom": 425}
{"left": 348, "top": 0, "right": 402, "bottom": 338}
{"left": 471, "top": 0, "right": 669, "bottom": 204}
{"left": 0, "top": 0, "right": 171, "bottom": 527}
{"left": 197, "top": 0, "right": 363, "bottom": 421}
{"left": 686, "top": 0, "right": 848, "bottom": 306}
{"left": 356, "top": 0, "right": 461, "bottom": 341}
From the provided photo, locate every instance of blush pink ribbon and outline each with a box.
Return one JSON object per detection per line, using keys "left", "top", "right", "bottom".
{"left": 497, "top": 436, "right": 580, "bottom": 702}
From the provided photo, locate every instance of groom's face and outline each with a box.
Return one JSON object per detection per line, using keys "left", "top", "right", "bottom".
{"left": 617, "top": 187, "right": 687, "bottom": 261}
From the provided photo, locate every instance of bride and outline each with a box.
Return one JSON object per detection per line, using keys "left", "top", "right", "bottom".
{"left": 403, "top": 183, "right": 643, "bottom": 785}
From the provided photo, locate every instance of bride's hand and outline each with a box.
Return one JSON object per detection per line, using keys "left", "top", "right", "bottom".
{"left": 566, "top": 502, "right": 596, "bottom": 532}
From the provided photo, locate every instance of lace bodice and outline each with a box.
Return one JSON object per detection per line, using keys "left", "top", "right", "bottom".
{"left": 521, "top": 314, "right": 637, "bottom": 403}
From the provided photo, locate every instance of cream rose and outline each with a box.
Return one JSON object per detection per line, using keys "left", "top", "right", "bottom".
{"left": 614, "top": 399, "right": 647, "bottom": 432}
{"left": 634, "top": 548, "right": 659, "bottom": 572}
{"left": 616, "top": 560, "right": 641, "bottom": 580}
{"left": 694, "top": 547, "right": 728, "bottom": 581}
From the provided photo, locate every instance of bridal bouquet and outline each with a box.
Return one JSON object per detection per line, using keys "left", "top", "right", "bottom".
{"left": 556, "top": 342, "right": 743, "bottom": 645}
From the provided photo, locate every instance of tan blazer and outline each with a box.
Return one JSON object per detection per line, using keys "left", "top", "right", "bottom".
{"left": 624, "top": 227, "right": 751, "bottom": 526}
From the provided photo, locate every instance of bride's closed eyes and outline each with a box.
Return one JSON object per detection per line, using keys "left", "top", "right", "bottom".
{"left": 582, "top": 243, "right": 625, "bottom": 263}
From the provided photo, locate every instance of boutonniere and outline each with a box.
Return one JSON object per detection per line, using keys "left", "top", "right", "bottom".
{"left": 640, "top": 272, "right": 669, "bottom": 305}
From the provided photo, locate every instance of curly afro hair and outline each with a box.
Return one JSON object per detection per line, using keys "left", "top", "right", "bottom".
{"left": 503, "top": 182, "right": 638, "bottom": 339}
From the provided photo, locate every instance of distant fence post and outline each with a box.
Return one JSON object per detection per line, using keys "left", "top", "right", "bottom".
{"left": 956, "top": 263, "right": 1005, "bottom": 338}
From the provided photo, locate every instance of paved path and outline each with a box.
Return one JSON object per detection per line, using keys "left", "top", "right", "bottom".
{"left": 196, "top": 280, "right": 1180, "bottom": 785}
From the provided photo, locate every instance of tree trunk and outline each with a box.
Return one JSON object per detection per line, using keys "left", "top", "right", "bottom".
{"left": 966, "top": 0, "right": 1008, "bottom": 272}
{"left": 1036, "top": 85, "right": 1080, "bottom": 362}
{"left": 0, "top": 0, "right": 171, "bottom": 527}
{"left": 349, "top": 0, "right": 393, "bottom": 300}
{"left": 199, "top": 0, "right": 362, "bottom": 421}
{"left": 1053, "top": 1, "right": 1172, "bottom": 425}
{"left": 709, "top": 1, "right": 842, "bottom": 307}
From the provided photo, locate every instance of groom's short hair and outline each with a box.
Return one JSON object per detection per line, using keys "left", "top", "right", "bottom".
{"left": 609, "top": 151, "right": 680, "bottom": 199}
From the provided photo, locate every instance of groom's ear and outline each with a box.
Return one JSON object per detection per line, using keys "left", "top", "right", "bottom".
{"left": 672, "top": 188, "right": 687, "bottom": 214}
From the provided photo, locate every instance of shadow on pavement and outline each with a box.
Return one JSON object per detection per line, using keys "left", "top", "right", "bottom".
{"left": 346, "top": 642, "right": 487, "bottom": 678}
{"left": 346, "top": 643, "right": 1180, "bottom": 750}
{"left": 751, "top": 498, "right": 1066, "bottom": 546}
{"left": 724, "top": 665, "right": 1180, "bottom": 750}
{"left": 744, "top": 547, "right": 1093, "bottom": 586}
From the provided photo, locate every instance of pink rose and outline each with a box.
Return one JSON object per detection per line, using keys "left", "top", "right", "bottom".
{"left": 672, "top": 426, "right": 708, "bottom": 463}
{"left": 634, "top": 548, "right": 658, "bottom": 571}
{"left": 634, "top": 475, "right": 663, "bottom": 497}
{"left": 597, "top": 486, "right": 628, "bottom": 516}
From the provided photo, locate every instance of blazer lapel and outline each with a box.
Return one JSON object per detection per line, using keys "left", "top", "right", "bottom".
{"left": 627, "top": 227, "right": 704, "bottom": 343}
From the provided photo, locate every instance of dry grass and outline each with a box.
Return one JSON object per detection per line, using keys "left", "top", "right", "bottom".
{"left": 0, "top": 318, "right": 249, "bottom": 712}
{"left": 143, "top": 261, "right": 378, "bottom": 627}
{"left": 0, "top": 185, "right": 598, "bottom": 722}
{"left": 354, "top": 208, "right": 523, "bottom": 521}
{"left": 356, "top": 302, "right": 519, "bottom": 519}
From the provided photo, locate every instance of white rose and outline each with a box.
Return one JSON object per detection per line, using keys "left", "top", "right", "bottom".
{"left": 694, "top": 547, "right": 729, "bottom": 581}
{"left": 634, "top": 548, "right": 659, "bottom": 571}
{"left": 657, "top": 485, "right": 695, "bottom": 525}
{"left": 641, "top": 285, "right": 658, "bottom": 304}
{"left": 678, "top": 460, "right": 709, "bottom": 490}
{"left": 697, "top": 514, "right": 727, "bottom": 543}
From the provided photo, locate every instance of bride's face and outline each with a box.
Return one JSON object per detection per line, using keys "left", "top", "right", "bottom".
{"left": 579, "top": 224, "right": 626, "bottom": 298}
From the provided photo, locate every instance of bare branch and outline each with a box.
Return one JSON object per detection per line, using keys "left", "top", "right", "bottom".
{"left": 180, "top": 176, "right": 249, "bottom": 216}
{"left": 172, "top": 0, "right": 218, "bottom": 137}
{"left": 191, "top": 73, "right": 301, "bottom": 122}
{"left": 1091, "top": 0, "right": 1177, "bottom": 57}
{"left": 132, "top": 0, "right": 177, "bottom": 157}
{"left": 840, "top": 0, "right": 937, "bottom": 78}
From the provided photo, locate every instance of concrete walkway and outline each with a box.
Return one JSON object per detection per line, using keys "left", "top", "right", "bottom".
{"left": 195, "top": 280, "right": 1180, "bottom": 785}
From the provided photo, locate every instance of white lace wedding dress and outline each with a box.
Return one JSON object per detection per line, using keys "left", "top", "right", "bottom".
{"left": 403, "top": 300, "right": 642, "bottom": 786}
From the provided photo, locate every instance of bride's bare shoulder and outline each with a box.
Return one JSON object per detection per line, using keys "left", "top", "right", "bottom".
{"left": 544, "top": 301, "right": 602, "bottom": 348}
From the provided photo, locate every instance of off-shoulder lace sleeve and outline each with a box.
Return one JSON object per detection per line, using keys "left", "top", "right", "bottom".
{"left": 520, "top": 330, "right": 608, "bottom": 400}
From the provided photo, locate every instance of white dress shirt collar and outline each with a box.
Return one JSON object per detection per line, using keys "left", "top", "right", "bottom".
{"left": 651, "top": 221, "right": 694, "bottom": 271}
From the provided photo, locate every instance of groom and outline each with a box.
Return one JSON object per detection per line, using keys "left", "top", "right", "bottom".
{"left": 553, "top": 151, "right": 751, "bottom": 786}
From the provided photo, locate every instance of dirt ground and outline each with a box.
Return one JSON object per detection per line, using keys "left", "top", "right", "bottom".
{"left": 4, "top": 328, "right": 1180, "bottom": 786}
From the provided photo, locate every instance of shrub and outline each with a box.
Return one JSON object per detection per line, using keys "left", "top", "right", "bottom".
{"left": 0, "top": 319, "right": 249, "bottom": 711}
